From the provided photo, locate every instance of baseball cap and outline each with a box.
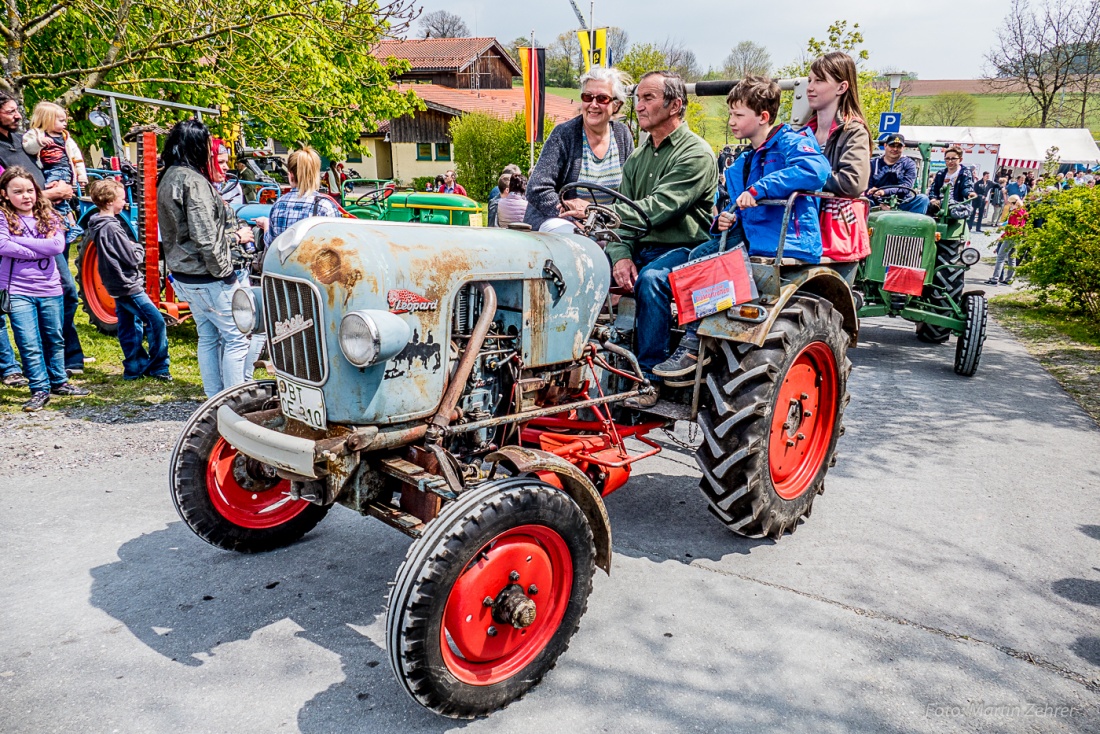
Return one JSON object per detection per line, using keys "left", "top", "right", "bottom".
{"left": 881, "top": 133, "right": 906, "bottom": 146}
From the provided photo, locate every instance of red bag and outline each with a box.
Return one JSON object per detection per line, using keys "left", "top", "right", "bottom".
{"left": 820, "top": 198, "right": 870, "bottom": 261}
{"left": 669, "top": 245, "right": 758, "bottom": 325}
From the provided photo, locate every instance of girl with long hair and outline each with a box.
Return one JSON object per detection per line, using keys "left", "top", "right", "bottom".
{"left": 0, "top": 167, "right": 90, "bottom": 410}
{"left": 805, "top": 51, "right": 872, "bottom": 263}
{"left": 258, "top": 146, "right": 341, "bottom": 248}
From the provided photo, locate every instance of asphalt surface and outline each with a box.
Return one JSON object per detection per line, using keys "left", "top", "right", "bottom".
{"left": 3, "top": 254, "right": 1099, "bottom": 733}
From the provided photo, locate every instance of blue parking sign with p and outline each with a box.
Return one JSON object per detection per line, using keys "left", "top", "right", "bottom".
{"left": 880, "top": 112, "right": 902, "bottom": 134}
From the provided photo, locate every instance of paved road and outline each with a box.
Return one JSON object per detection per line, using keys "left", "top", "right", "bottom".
{"left": 3, "top": 263, "right": 1099, "bottom": 733}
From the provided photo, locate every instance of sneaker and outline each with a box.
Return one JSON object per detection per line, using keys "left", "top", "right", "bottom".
{"left": 22, "top": 391, "right": 50, "bottom": 412}
{"left": 653, "top": 343, "right": 710, "bottom": 379}
{"left": 83, "top": 356, "right": 96, "bottom": 365}
{"left": 149, "top": 373, "right": 174, "bottom": 382}
{"left": 51, "top": 383, "right": 91, "bottom": 397}
{"left": 623, "top": 387, "right": 660, "bottom": 410}
{"left": 2, "top": 372, "right": 28, "bottom": 388}
{"left": 983, "top": 278, "right": 999, "bottom": 286}
{"left": 65, "top": 367, "right": 84, "bottom": 376}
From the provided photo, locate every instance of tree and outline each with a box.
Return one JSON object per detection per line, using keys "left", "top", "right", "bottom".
{"left": 723, "top": 41, "right": 771, "bottom": 79}
{"left": 449, "top": 112, "right": 552, "bottom": 202}
{"left": 1, "top": 0, "right": 422, "bottom": 159}
{"left": 618, "top": 43, "right": 667, "bottom": 87}
{"left": 985, "top": 0, "right": 1092, "bottom": 127}
{"left": 920, "top": 92, "right": 978, "bottom": 125}
{"left": 660, "top": 38, "right": 701, "bottom": 81}
{"left": 607, "top": 27, "right": 629, "bottom": 66}
{"left": 418, "top": 9, "right": 469, "bottom": 39}
{"left": 547, "top": 32, "right": 582, "bottom": 88}
{"left": 507, "top": 35, "right": 543, "bottom": 66}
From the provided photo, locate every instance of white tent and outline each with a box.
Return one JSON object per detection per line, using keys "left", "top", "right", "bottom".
{"left": 899, "top": 125, "right": 1100, "bottom": 169}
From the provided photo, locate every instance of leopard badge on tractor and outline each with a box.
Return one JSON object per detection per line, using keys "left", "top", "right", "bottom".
{"left": 170, "top": 184, "right": 858, "bottom": 716}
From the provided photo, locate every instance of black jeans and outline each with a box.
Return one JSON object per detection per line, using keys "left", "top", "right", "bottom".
{"left": 55, "top": 241, "right": 84, "bottom": 370}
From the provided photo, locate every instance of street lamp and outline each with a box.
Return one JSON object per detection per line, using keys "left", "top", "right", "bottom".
{"left": 887, "top": 73, "right": 904, "bottom": 113}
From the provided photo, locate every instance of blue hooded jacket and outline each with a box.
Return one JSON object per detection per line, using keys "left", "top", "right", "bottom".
{"left": 717, "top": 124, "right": 831, "bottom": 262}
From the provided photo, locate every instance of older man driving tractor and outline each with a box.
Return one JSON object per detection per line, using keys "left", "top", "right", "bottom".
{"left": 562, "top": 70, "right": 716, "bottom": 408}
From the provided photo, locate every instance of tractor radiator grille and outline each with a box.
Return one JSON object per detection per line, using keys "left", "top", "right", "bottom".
{"left": 263, "top": 274, "right": 327, "bottom": 385}
{"left": 882, "top": 235, "right": 926, "bottom": 270}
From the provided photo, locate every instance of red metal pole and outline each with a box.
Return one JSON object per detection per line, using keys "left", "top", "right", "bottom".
{"left": 141, "top": 132, "right": 160, "bottom": 304}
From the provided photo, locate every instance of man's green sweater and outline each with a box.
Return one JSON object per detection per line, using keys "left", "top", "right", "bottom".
{"left": 605, "top": 122, "right": 717, "bottom": 265}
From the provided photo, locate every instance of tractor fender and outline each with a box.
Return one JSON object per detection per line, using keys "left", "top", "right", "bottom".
{"left": 486, "top": 445, "right": 612, "bottom": 574}
{"left": 697, "top": 266, "right": 859, "bottom": 348}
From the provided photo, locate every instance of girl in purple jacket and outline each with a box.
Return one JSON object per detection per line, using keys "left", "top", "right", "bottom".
{"left": 0, "top": 167, "right": 90, "bottom": 411}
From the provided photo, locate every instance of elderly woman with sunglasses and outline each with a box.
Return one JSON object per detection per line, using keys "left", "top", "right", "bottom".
{"left": 523, "top": 66, "right": 634, "bottom": 233}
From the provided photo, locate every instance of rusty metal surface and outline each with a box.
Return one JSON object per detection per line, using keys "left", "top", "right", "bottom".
{"left": 696, "top": 267, "right": 859, "bottom": 347}
{"left": 442, "top": 388, "right": 643, "bottom": 437}
{"left": 262, "top": 220, "right": 610, "bottom": 426}
{"left": 428, "top": 282, "right": 496, "bottom": 438}
{"left": 485, "top": 446, "right": 613, "bottom": 574}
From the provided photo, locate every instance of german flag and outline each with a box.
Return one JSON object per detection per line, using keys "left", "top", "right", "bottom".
{"left": 519, "top": 46, "right": 546, "bottom": 143}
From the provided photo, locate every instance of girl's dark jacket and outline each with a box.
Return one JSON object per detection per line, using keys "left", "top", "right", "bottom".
{"left": 523, "top": 115, "right": 635, "bottom": 231}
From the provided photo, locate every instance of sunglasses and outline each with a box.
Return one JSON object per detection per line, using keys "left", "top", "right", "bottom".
{"left": 581, "top": 92, "right": 614, "bottom": 106}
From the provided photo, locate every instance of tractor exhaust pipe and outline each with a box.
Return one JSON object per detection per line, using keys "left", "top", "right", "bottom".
{"left": 427, "top": 281, "right": 498, "bottom": 441}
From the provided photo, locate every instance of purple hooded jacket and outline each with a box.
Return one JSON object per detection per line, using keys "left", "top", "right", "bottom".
{"left": 0, "top": 213, "right": 65, "bottom": 297}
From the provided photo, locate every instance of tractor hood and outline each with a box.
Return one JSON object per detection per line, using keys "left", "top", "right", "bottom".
{"left": 262, "top": 218, "right": 610, "bottom": 426}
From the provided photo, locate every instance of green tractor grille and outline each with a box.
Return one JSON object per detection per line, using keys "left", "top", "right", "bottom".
{"left": 881, "top": 235, "right": 926, "bottom": 270}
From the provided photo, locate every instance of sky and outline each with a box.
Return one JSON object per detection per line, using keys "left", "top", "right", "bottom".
{"left": 411, "top": 0, "right": 1008, "bottom": 80}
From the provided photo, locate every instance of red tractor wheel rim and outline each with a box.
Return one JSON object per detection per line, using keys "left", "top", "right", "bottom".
{"left": 205, "top": 437, "right": 305, "bottom": 528}
{"left": 441, "top": 524, "right": 573, "bottom": 686}
{"left": 768, "top": 341, "right": 839, "bottom": 501}
{"left": 81, "top": 241, "right": 118, "bottom": 325}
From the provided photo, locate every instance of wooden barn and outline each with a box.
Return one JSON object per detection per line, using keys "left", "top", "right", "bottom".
{"left": 355, "top": 38, "right": 580, "bottom": 186}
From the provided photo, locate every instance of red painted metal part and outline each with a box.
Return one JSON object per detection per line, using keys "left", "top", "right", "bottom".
{"left": 521, "top": 416, "right": 665, "bottom": 497}
{"left": 79, "top": 241, "right": 118, "bottom": 326}
{"left": 768, "top": 341, "right": 839, "bottom": 501}
{"left": 440, "top": 524, "right": 572, "bottom": 686}
{"left": 205, "top": 437, "right": 309, "bottom": 528}
{"left": 141, "top": 132, "right": 160, "bottom": 305}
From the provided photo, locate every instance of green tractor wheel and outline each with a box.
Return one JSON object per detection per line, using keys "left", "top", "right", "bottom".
{"left": 915, "top": 239, "right": 965, "bottom": 344}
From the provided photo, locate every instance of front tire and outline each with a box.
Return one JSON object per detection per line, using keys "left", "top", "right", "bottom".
{"left": 953, "top": 293, "right": 987, "bottom": 376}
{"left": 696, "top": 295, "right": 850, "bottom": 539}
{"left": 915, "top": 238, "right": 964, "bottom": 344}
{"left": 169, "top": 380, "right": 329, "bottom": 552}
{"left": 387, "top": 478, "right": 595, "bottom": 718}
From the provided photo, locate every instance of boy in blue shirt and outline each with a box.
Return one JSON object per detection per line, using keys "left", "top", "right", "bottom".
{"left": 653, "top": 75, "right": 830, "bottom": 380}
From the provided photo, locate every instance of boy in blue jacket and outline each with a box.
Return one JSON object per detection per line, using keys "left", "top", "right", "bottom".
{"left": 653, "top": 75, "right": 830, "bottom": 380}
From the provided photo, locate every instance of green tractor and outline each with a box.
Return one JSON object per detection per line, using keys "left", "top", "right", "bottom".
{"left": 335, "top": 178, "right": 483, "bottom": 226}
{"left": 854, "top": 143, "right": 988, "bottom": 376}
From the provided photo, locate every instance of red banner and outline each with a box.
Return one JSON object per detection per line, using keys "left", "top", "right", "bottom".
{"left": 519, "top": 47, "right": 546, "bottom": 144}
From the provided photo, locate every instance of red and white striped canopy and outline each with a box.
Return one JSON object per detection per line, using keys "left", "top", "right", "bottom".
{"left": 997, "top": 158, "right": 1041, "bottom": 169}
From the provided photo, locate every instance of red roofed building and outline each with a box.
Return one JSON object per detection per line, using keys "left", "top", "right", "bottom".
{"left": 354, "top": 38, "right": 581, "bottom": 186}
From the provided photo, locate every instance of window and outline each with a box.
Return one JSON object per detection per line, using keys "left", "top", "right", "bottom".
{"left": 346, "top": 153, "right": 363, "bottom": 163}
{"left": 416, "top": 143, "right": 433, "bottom": 161}
{"left": 435, "top": 142, "right": 451, "bottom": 161}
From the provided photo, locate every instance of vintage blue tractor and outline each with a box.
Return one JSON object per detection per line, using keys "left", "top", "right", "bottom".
{"left": 168, "top": 171, "right": 858, "bottom": 716}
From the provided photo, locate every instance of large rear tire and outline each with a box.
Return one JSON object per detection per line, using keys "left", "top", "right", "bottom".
{"left": 696, "top": 295, "right": 850, "bottom": 539}
{"left": 915, "top": 238, "right": 964, "bottom": 344}
{"left": 953, "top": 293, "right": 987, "bottom": 377}
{"left": 387, "top": 478, "right": 595, "bottom": 718}
{"left": 169, "top": 380, "right": 329, "bottom": 552}
{"left": 75, "top": 235, "right": 119, "bottom": 335}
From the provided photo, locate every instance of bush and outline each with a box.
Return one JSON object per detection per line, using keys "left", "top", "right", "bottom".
{"left": 449, "top": 112, "right": 553, "bottom": 202}
{"left": 411, "top": 176, "right": 436, "bottom": 192}
{"left": 1016, "top": 185, "right": 1100, "bottom": 320}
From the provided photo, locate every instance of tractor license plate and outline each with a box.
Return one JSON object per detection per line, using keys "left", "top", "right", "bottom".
{"left": 277, "top": 377, "right": 326, "bottom": 430}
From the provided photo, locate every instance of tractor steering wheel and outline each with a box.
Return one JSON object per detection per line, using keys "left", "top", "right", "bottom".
{"left": 559, "top": 182, "right": 652, "bottom": 242}
{"left": 866, "top": 183, "right": 919, "bottom": 209}
{"left": 353, "top": 183, "right": 394, "bottom": 208}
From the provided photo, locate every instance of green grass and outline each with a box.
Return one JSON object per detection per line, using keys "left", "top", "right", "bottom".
{"left": 0, "top": 308, "right": 207, "bottom": 414}
{"left": 905, "top": 93, "right": 1100, "bottom": 137}
{"left": 990, "top": 290, "right": 1100, "bottom": 425}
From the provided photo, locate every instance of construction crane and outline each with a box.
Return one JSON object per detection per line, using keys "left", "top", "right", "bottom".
{"left": 567, "top": 0, "right": 589, "bottom": 29}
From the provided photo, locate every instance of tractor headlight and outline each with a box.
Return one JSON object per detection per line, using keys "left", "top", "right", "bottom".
{"left": 339, "top": 310, "right": 412, "bottom": 368}
{"left": 231, "top": 286, "right": 264, "bottom": 335}
{"left": 960, "top": 247, "right": 981, "bottom": 266}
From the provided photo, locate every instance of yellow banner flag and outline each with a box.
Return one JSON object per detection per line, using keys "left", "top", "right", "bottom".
{"left": 576, "top": 28, "right": 609, "bottom": 72}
